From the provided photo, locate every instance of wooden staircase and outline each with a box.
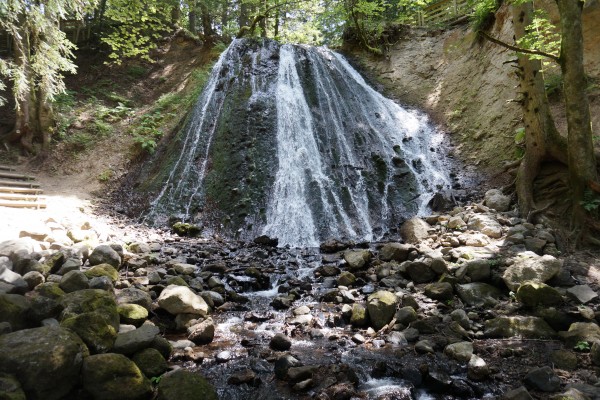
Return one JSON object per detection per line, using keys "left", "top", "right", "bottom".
{"left": 0, "top": 165, "right": 46, "bottom": 209}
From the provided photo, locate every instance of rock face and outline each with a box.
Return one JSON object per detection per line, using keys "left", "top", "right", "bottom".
{"left": 82, "top": 353, "right": 152, "bottom": 400}
{"left": 157, "top": 285, "right": 209, "bottom": 316}
{"left": 0, "top": 326, "right": 88, "bottom": 400}
{"left": 157, "top": 369, "right": 218, "bottom": 400}
{"left": 503, "top": 255, "right": 562, "bottom": 291}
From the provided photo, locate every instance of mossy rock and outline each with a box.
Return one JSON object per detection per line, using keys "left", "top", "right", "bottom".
{"left": 60, "top": 289, "right": 119, "bottom": 330}
{"left": 132, "top": 348, "right": 168, "bottom": 378}
{"left": 165, "top": 276, "right": 189, "bottom": 286}
{"left": 0, "top": 373, "right": 26, "bottom": 400}
{"left": 61, "top": 312, "right": 117, "bottom": 354}
{"left": 157, "top": 369, "right": 218, "bottom": 400}
{"left": 0, "top": 294, "right": 31, "bottom": 331}
{"left": 171, "top": 222, "right": 201, "bottom": 237}
{"left": 350, "top": 303, "right": 368, "bottom": 327}
{"left": 367, "top": 290, "right": 399, "bottom": 331}
{"left": 33, "top": 282, "right": 66, "bottom": 300}
{"left": 82, "top": 353, "right": 152, "bottom": 400}
{"left": 118, "top": 304, "right": 149, "bottom": 327}
{"left": 85, "top": 264, "right": 119, "bottom": 283}
{"left": 516, "top": 281, "right": 563, "bottom": 308}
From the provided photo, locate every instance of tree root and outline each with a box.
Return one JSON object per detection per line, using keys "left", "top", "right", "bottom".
{"left": 527, "top": 200, "right": 555, "bottom": 223}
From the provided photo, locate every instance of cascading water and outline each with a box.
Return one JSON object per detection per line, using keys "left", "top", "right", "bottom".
{"left": 140, "top": 39, "right": 452, "bottom": 247}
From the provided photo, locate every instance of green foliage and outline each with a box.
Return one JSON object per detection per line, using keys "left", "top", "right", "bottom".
{"left": 469, "top": 0, "right": 500, "bottom": 32}
{"left": 515, "top": 9, "right": 560, "bottom": 60}
{"left": 126, "top": 65, "right": 149, "bottom": 78}
{"left": 150, "top": 376, "right": 162, "bottom": 385}
{"left": 514, "top": 127, "right": 526, "bottom": 145}
{"left": 573, "top": 340, "right": 590, "bottom": 352}
{"left": 98, "top": 169, "right": 114, "bottom": 182}
{"left": 580, "top": 190, "right": 600, "bottom": 212}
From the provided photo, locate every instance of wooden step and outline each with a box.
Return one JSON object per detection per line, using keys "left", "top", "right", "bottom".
{"left": 0, "top": 165, "right": 16, "bottom": 172}
{"left": 0, "top": 193, "right": 45, "bottom": 201}
{"left": 0, "top": 179, "right": 40, "bottom": 188}
{"left": 0, "top": 200, "right": 46, "bottom": 209}
{"left": 0, "top": 186, "right": 43, "bottom": 194}
{"left": 0, "top": 172, "right": 35, "bottom": 181}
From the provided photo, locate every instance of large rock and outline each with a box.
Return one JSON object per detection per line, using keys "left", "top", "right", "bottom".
{"left": 467, "top": 214, "right": 502, "bottom": 238}
{"left": 516, "top": 281, "right": 563, "bottom": 307}
{"left": 59, "top": 270, "right": 90, "bottom": 293}
{"left": 117, "top": 287, "right": 153, "bottom": 311}
{"left": 367, "top": 290, "right": 399, "bottom": 330}
{"left": 503, "top": 255, "right": 562, "bottom": 291}
{"left": 484, "top": 189, "right": 511, "bottom": 211}
{"left": 89, "top": 245, "right": 121, "bottom": 269}
{"left": 484, "top": 316, "right": 557, "bottom": 339}
{"left": 424, "top": 282, "right": 454, "bottom": 301}
{"left": 379, "top": 243, "right": 412, "bottom": 262}
{"left": 82, "top": 353, "right": 152, "bottom": 400}
{"left": 400, "top": 218, "right": 430, "bottom": 244}
{"left": 118, "top": 304, "right": 148, "bottom": 326}
{"left": 559, "top": 322, "right": 600, "bottom": 348}
{"left": 0, "top": 239, "right": 38, "bottom": 258}
{"left": 187, "top": 319, "right": 215, "bottom": 345}
{"left": 523, "top": 366, "right": 561, "bottom": 392}
{"left": 132, "top": 348, "right": 168, "bottom": 379}
{"left": 0, "top": 294, "right": 31, "bottom": 330}
{"left": 60, "top": 289, "right": 119, "bottom": 329}
{"left": 157, "top": 285, "right": 209, "bottom": 316}
{"left": 405, "top": 261, "right": 436, "bottom": 283}
{"left": 343, "top": 250, "right": 372, "bottom": 270}
{"left": 456, "top": 283, "right": 503, "bottom": 307}
{"left": 0, "top": 265, "right": 28, "bottom": 294}
{"left": 157, "top": 369, "right": 218, "bottom": 400}
{"left": 444, "top": 341, "right": 473, "bottom": 362}
{"left": 113, "top": 324, "right": 160, "bottom": 355}
{"left": 0, "top": 326, "right": 88, "bottom": 400}
{"left": 61, "top": 312, "right": 117, "bottom": 353}
{"left": 85, "top": 264, "right": 119, "bottom": 283}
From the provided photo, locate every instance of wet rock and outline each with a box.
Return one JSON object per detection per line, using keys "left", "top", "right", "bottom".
{"left": 254, "top": 235, "right": 278, "bottom": 246}
{"left": 85, "top": 264, "right": 119, "bottom": 283}
{"left": 350, "top": 303, "right": 369, "bottom": 327}
{"left": 320, "top": 239, "right": 349, "bottom": 253}
{"left": 367, "top": 290, "right": 398, "bottom": 330}
{"left": 379, "top": 243, "right": 412, "bottom": 262}
{"left": 502, "top": 386, "right": 534, "bottom": 400}
{"left": 157, "top": 369, "right": 217, "bottom": 400}
{"left": 216, "top": 350, "right": 231, "bottom": 362}
{"left": 467, "top": 355, "right": 489, "bottom": 381}
{"left": 523, "top": 366, "right": 561, "bottom": 392}
{"left": 293, "top": 305, "right": 310, "bottom": 315}
{"left": 524, "top": 238, "right": 546, "bottom": 254}
{"left": 400, "top": 218, "right": 431, "bottom": 244}
{"left": 82, "top": 353, "right": 152, "bottom": 400}
{"left": 464, "top": 259, "right": 491, "bottom": 282}
{"left": 59, "top": 270, "right": 89, "bottom": 292}
{"left": 559, "top": 322, "right": 600, "bottom": 348}
{"left": 467, "top": 214, "right": 502, "bottom": 238}
{"left": 343, "top": 250, "right": 372, "bottom": 270}
{"left": 450, "top": 309, "right": 471, "bottom": 329}
{"left": 89, "top": 276, "right": 114, "bottom": 291}
{"left": 502, "top": 254, "right": 562, "bottom": 291}
{"left": 228, "top": 369, "right": 259, "bottom": 386}
{"left": 157, "top": 285, "right": 209, "bottom": 316}
{"left": 566, "top": 285, "right": 598, "bottom": 304}
{"left": 444, "top": 341, "right": 473, "bottom": 362}
{"left": 275, "top": 354, "right": 301, "bottom": 379}
{"left": 287, "top": 365, "right": 318, "bottom": 383}
{"left": 516, "top": 281, "right": 563, "bottom": 307}
{"left": 151, "top": 335, "right": 173, "bottom": 360}
{"left": 484, "top": 189, "right": 511, "bottom": 211}
{"left": 0, "top": 294, "right": 31, "bottom": 330}
{"left": 424, "top": 282, "right": 453, "bottom": 301}
{"left": 415, "top": 339, "right": 435, "bottom": 353}
{"left": 187, "top": 318, "right": 215, "bottom": 345}
{"left": 352, "top": 333, "right": 366, "bottom": 344}
{"left": 0, "top": 326, "right": 88, "bottom": 400}
{"left": 270, "top": 333, "right": 292, "bottom": 351}
{"left": 395, "top": 306, "right": 417, "bottom": 325}
{"left": 118, "top": 304, "right": 148, "bottom": 326}
{"left": 456, "top": 283, "right": 502, "bottom": 307}
{"left": 337, "top": 271, "right": 356, "bottom": 287}
{"left": 484, "top": 316, "right": 557, "bottom": 339}
{"left": 113, "top": 323, "right": 159, "bottom": 355}
{"left": 405, "top": 261, "right": 436, "bottom": 283}
{"left": 317, "top": 265, "right": 341, "bottom": 277}
{"left": 89, "top": 245, "right": 121, "bottom": 269}
{"left": 132, "top": 348, "right": 168, "bottom": 378}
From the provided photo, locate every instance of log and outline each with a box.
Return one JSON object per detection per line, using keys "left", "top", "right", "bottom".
{"left": 0, "top": 172, "right": 35, "bottom": 180}
{"left": 0, "top": 165, "right": 16, "bottom": 171}
{"left": 0, "top": 186, "right": 43, "bottom": 194}
{"left": 0, "top": 193, "right": 45, "bottom": 201}
{"left": 0, "top": 179, "right": 40, "bottom": 188}
{"left": 0, "top": 200, "right": 46, "bottom": 209}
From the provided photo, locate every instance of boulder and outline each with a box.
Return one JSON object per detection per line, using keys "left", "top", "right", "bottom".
{"left": 559, "top": 322, "right": 600, "bottom": 348}
{"left": 484, "top": 316, "right": 557, "bottom": 339}
{"left": 467, "top": 214, "right": 502, "bottom": 238}
{"left": 187, "top": 319, "right": 215, "bottom": 345}
{"left": 523, "top": 366, "right": 561, "bottom": 392}
{"left": 0, "top": 326, "right": 88, "bottom": 400}
{"left": 367, "top": 290, "right": 399, "bottom": 330}
{"left": 350, "top": 303, "right": 369, "bottom": 327}
{"left": 60, "top": 289, "right": 119, "bottom": 329}
{"left": 337, "top": 271, "right": 356, "bottom": 287}
{"left": 132, "top": 348, "right": 168, "bottom": 378}
{"left": 157, "top": 369, "right": 218, "bottom": 400}
{"left": 117, "top": 287, "right": 153, "bottom": 311}
{"left": 484, "top": 189, "right": 511, "bottom": 211}
{"left": 456, "top": 283, "right": 502, "bottom": 307}
{"left": 61, "top": 312, "right": 117, "bottom": 353}
{"left": 444, "top": 341, "right": 473, "bottom": 362}
{"left": 405, "top": 261, "right": 436, "bottom": 283}
{"left": 117, "top": 304, "right": 148, "bottom": 326}
{"left": 424, "top": 282, "right": 454, "bottom": 301}
{"left": 467, "top": 355, "right": 490, "bottom": 381}
{"left": 270, "top": 333, "right": 292, "bottom": 351}
{"left": 0, "top": 239, "right": 38, "bottom": 258}
{"left": 394, "top": 306, "right": 417, "bottom": 325}
{"left": 128, "top": 242, "right": 151, "bottom": 254}
{"left": 82, "top": 353, "right": 152, "bottom": 400}
{"left": 343, "top": 250, "right": 372, "bottom": 270}
{"left": 59, "top": 270, "right": 89, "bottom": 293}
{"left": 516, "top": 281, "right": 563, "bottom": 307}
{"left": 0, "top": 266, "right": 28, "bottom": 294}
{"left": 113, "top": 324, "right": 160, "bottom": 355}
{"left": 157, "top": 285, "right": 209, "bottom": 316}
{"left": 379, "top": 243, "right": 412, "bottom": 262}
{"left": 400, "top": 218, "right": 430, "bottom": 244}
{"left": 85, "top": 264, "right": 119, "bottom": 283}
{"left": 89, "top": 245, "right": 121, "bottom": 269}
{"left": 0, "top": 294, "right": 31, "bottom": 330}
{"left": 464, "top": 259, "right": 491, "bottom": 282}
{"left": 566, "top": 285, "right": 598, "bottom": 304}
{"left": 502, "top": 255, "right": 562, "bottom": 291}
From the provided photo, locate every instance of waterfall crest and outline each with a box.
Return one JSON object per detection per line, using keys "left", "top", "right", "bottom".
{"left": 141, "top": 39, "right": 451, "bottom": 247}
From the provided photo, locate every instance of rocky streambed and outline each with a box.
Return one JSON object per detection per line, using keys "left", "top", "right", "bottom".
{"left": 1, "top": 190, "right": 600, "bottom": 400}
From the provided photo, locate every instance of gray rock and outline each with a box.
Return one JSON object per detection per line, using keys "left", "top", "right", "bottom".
{"left": 415, "top": 339, "right": 435, "bottom": 354}
{"left": 0, "top": 326, "right": 88, "bottom": 400}
{"left": 0, "top": 372, "right": 26, "bottom": 400}
{"left": 343, "top": 250, "right": 372, "bottom": 270}
{"left": 484, "top": 316, "right": 557, "bottom": 339}
{"left": 566, "top": 285, "right": 598, "bottom": 304}
{"left": 128, "top": 242, "right": 151, "bottom": 254}
{"left": 465, "top": 259, "right": 491, "bottom": 282}
{"left": 113, "top": 324, "right": 160, "bottom": 355}
{"left": 456, "top": 283, "right": 502, "bottom": 307}
{"left": 367, "top": 290, "right": 399, "bottom": 330}
{"left": 89, "top": 276, "right": 114, "bottom": 291}
{"left": 379, "top": 243, "right": 413, "bottom": 262}
{"left": 216, "top": 350, "right": 231, "bottom": 362}
{"left": 117, "top": 287, "right": 152, "bottom": 311}
{"left": 337, "top": 271, "right": 356, "bottom": 287}
{"left": 591, "top": 342, "right": 600, "bottom": 366}
{"left": 270, "top": 333, "right": 292, "bottom": 351}
{"left": 447, "top": 216, "right": 467, "bottom": 230}
{"left": 173, "top": 263, "right": 196, "bottom": 275}
{"left": 274, "top": 354, "right": 302, "bottom": 379}
{"left": 22, "top": 271, "right": 44, "bottom": 289}
{"left": 523, "top": 366, "right": 561, "bottom": 392}
{"left": 59, "top": 270, "right": 89, "bottom": 293}
{"left": 502, "top": 254, "right": 562, "bottom": 291}
{"left": 0, "top": 266, "right": 28, "bottom": 294}
{"left": 445, "top": 341, "right": 473, "bottom": 362}
{"left": 395, "top": 306, "right": 417, "bottom": 325}
{"left": 524, "top": 237, "right": 547, "bottom": 254}
{"left": 484, "top": 189, "right": 511, "bottom": 211}
{"left": 424, "top": 282, "right": 453, "bottom": 301}
{"left": 467, "top": 355, "right": 490, "bottom": 381}
{"left": 350, "top": 303, "right": 369, "bottom": 327}
{"left": 0, "top": 294, "right": 31, "bottom": 330}
{"left": 559, "top": 322, "right": 600, "bottom": 348}
{"left": 157, "top": 285, "right": 209, "bottom": 316}
{"left": 157, "top": 369, "right": 218, "bottom": 400}
{"left": 187, "top": 319, "right": 215, "bottom": 345}
{"left": 516, "top": 281, "right": 562, "bottom": 307}
{"left": 502, "top": 386, "right": 533, "bottom": 400}
{"left": 467, "top": 214, "right": 502, "bottom": 238}
{"left": 132, "top": 348, "right": 168, "bottom": 378}
{"left": 0, "top": 321, "right": 11, "bottom": 335}
{"left": 400, "top": 217, "right": 431, "bottom": 244}
{"left": 82, "top": 353, "right": 152, "bottom": 400}
{"left": 0, "top": 239, "right": 38, "bottom": 258}
{"left": 450, "top": 309, "right": 471, "bottom": 329}
{"left": 55, "top": 257, "right": 82, "bottom": 275}
{"left": 405, "top": 261, "right": 436, "bottom": 283}
{"left": 89, "top": 245, "right": 121, "bottom": 269}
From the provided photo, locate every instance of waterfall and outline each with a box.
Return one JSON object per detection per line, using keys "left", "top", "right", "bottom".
{"left": 141, "top": 39, "right": 452, "bottom": 247}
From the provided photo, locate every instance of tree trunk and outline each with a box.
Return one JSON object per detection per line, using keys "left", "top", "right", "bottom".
{"left": 11, "top": 19, "right": 34, "bottom": 154}
{"left": 259, "top": 0, "right": 268, "bottom": 37}
{"left": 221, "top": 0, "right": 230, "bottom": 35}
{"left": 556, "top": 0, "right": 598, "bottom": 231}
{"left": 189, "top": 0, "right": 197, "bottom": 33}
{"left": 239, "top": 1, "right": 251, "bottom": 31}
{"left": 200, "top": 2, "right": 213, "bottom": 39}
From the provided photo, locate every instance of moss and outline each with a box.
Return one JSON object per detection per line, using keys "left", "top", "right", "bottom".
{"left": 171, "top": 222, "right": 201, "bottom": 237}
{"left": 85, "top": 264, "right": 119, "bottom": 282}
{"left": 61, "top": 312, "right": 117, "bottom": 354}
{"left": 157, "top": 369, "right": 218, "bottom": 400}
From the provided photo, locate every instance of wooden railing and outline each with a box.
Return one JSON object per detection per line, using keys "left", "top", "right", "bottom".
{"left": 415, "top": 0, "right": 471, "bottom": 26}
{"left": 0, "top": 19, "right": 92, "bottom": 55}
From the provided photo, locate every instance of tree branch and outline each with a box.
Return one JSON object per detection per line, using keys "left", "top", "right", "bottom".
{"left": 236, "top": 0, "right": 304, "bottom": 38}
{"left": 478, "top": 31, "right": 560, "bottom": 63}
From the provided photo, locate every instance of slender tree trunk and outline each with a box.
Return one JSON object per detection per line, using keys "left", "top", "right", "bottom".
{"left": 221, "top": 0, "right": 230, "bottom": 34}
{"left": 200, "top": 2, "right": 213, "bottom": 39}
{"left": 239, "top": 1, "right": 251, "bottom": 31}
{"left": 259, "top": 0, "right": 268, "bottom": 37}
{"left": 11, "top": 19, "right": 34, "bottom": 154}
{"left": 189, "top": 0, "right": 197, "bottom": 33}
{"left": 556, "top": 0, "right": 598, "bottom": 231}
